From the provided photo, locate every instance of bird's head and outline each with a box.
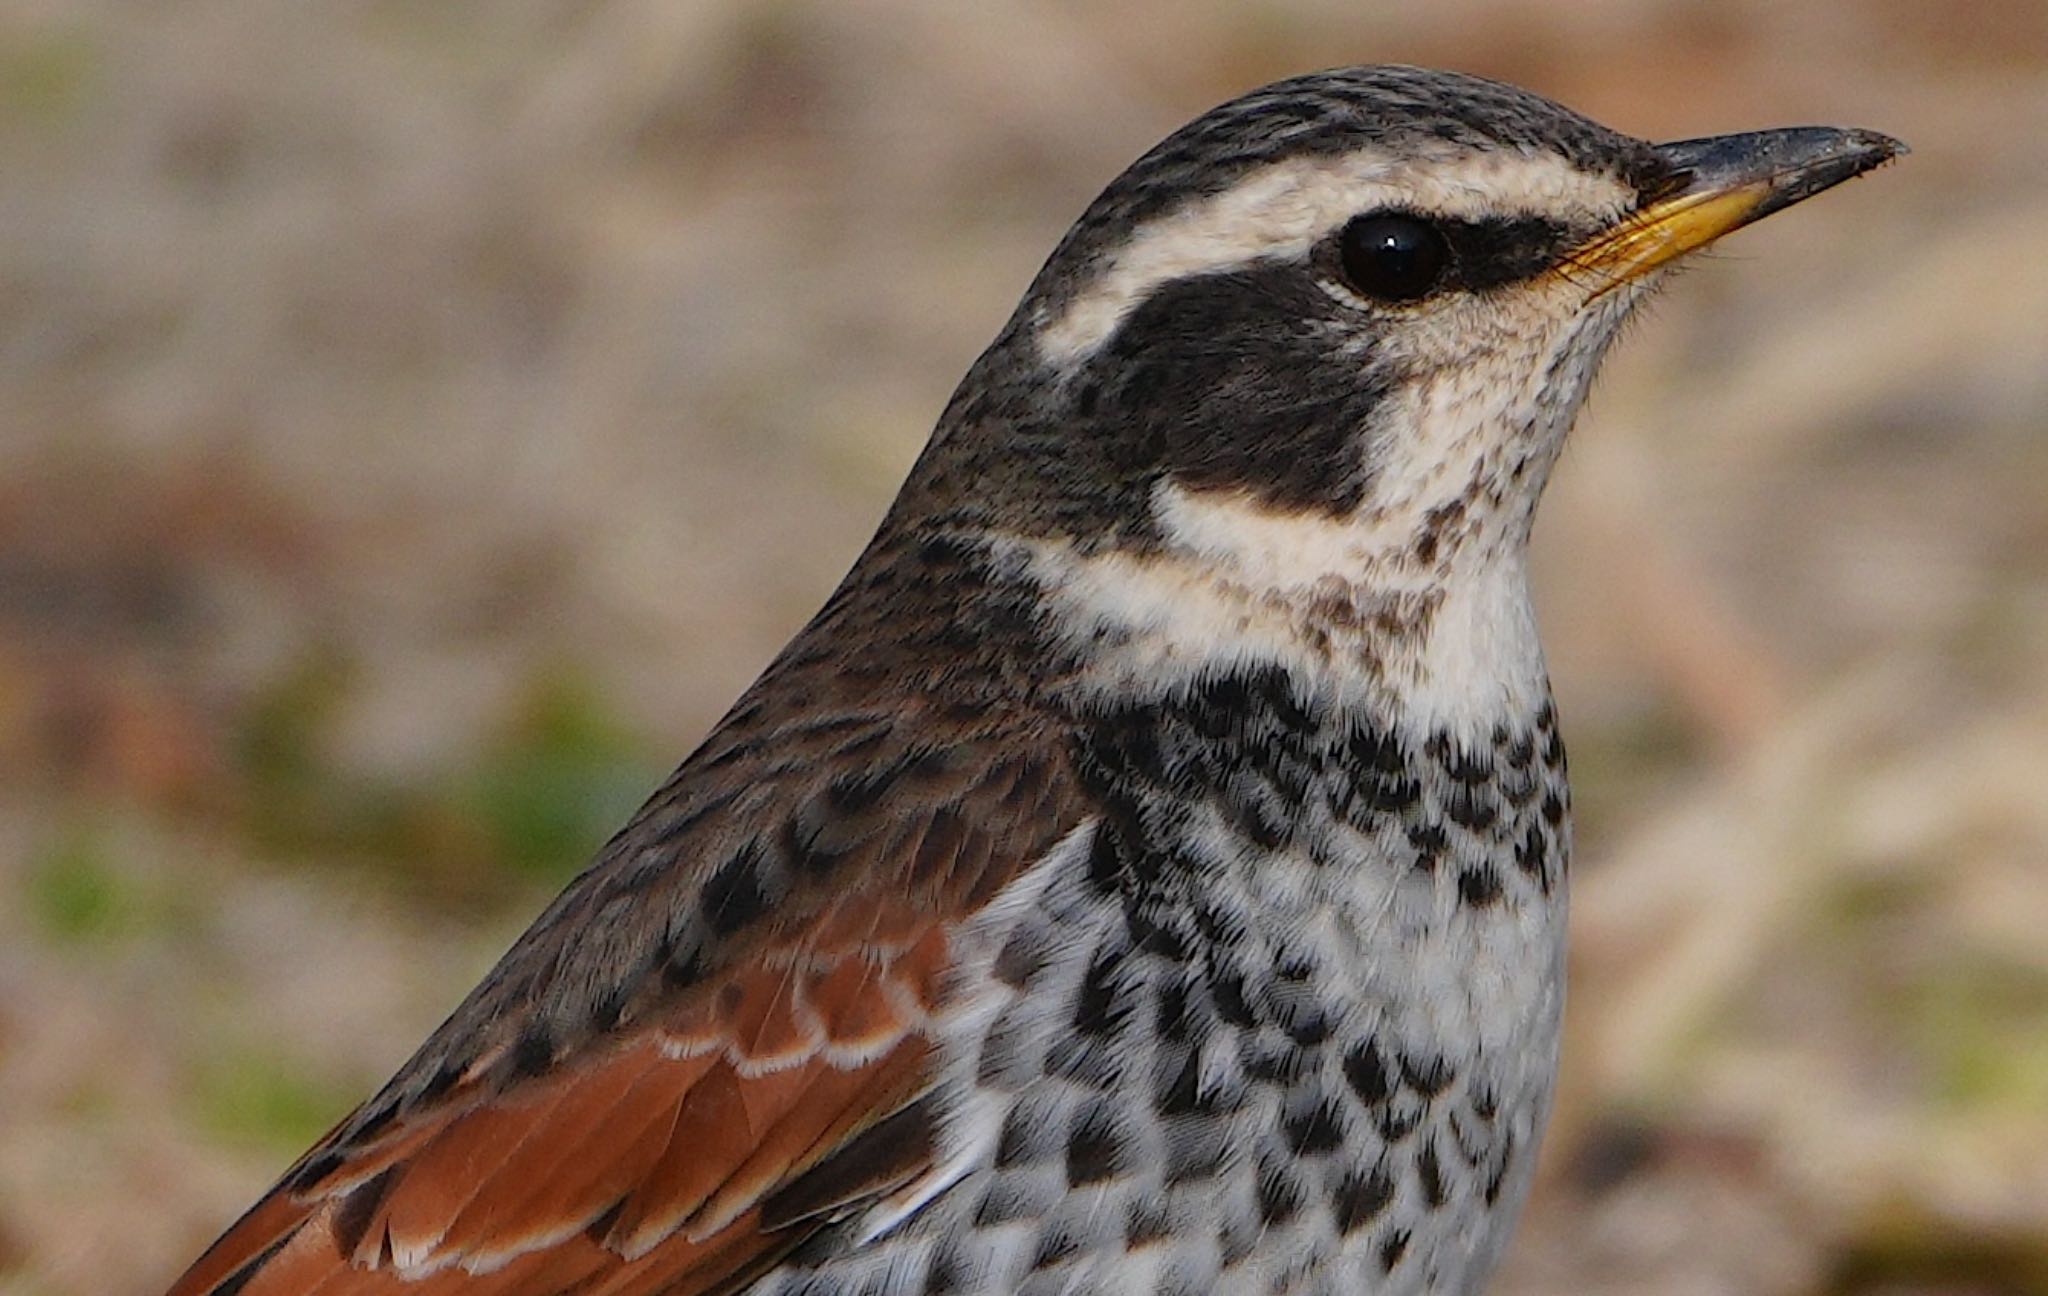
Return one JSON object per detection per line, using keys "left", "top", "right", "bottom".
{"left": 906, "top": 66, "right": 1899, "bottom": 608}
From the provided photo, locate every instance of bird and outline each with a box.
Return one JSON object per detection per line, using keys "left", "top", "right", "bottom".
{"left": 164, "top": 65, "right": 1900, "bottom": 1296}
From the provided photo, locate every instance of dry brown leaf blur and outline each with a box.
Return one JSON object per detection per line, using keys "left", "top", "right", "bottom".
{"left": 2, "top": 2, "right": 2044, "bottom": 1294}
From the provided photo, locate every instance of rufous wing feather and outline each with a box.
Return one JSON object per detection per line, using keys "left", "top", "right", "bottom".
{"left": 163, "top": 942, "right": 942, "bottom": 1296}
{"left": 162, "top": 553, "right": 1088, "bottom": 1296}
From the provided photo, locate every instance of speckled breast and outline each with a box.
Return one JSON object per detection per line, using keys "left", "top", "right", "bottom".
{"left": 763, "top": 664, "right": 1572, "bottom": 1296}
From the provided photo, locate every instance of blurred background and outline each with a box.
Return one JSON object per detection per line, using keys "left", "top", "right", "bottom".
{"left": 2, "top": 1, "right": 2044, "bottom": 1292}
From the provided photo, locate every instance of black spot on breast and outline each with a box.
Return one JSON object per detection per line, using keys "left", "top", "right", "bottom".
{"left": 1221, "top": 777, "right": 1292, "bottom": 849}
{"left": 1501, "top": 765, "right": 1541, "bottom": 807}
{"left": 1445, "top": 786, "right": 1498, "bottom": 832}
{"left": 1207, "top": 964, "right": 1258, "bottom": 1028}
{"left": 995, "top": 1105, "right": 1048, "bottom": 1169}
{"left": 992, "top": 924, "right": 1050, "bottom": 989}
{"left": 1187, "top": 671, "right": 1255, "bottom": 735}
{"left": 1471, "top": 1085, "right": 1499, "bottom": 1121}
{"left": 1484, "top": 1138, "right": 1516, "bottom": 1205}
{"left": 1458, "top": 866, "right": 1504, "bottom": 907}
{"left": 1079, "top": 703, "right": 1170, "bottom": 791}
{"left": 1399, "top": 1053, "right": 1456, "bottom": 1097}
{"left": 1345, "top": 722, "right": 1420, "bottom": 820}
{"left": 1156, "top": 1048, "right": 1205, "bottom": 1117}
{"left": 1417, "top": 1138, "right": 1448, "bottom": 1207}
{"left": 977, "top": 1013, "right": 1032, "bottom": 1090}
{"left": 1367, "top": 772, "right": 1422, "bottom": 815}
{"left": 1281, "top": 1003, "right": 1334, "bottom": 1046}
{"left": 1066, "top": 1104, "right": 1128, "bottom": 1186}
{"left": 1243, "top": 1038, "right": 1312, "bottom": 1086}
{"left": 1344, "top": 1041, "right": 1393, "bottom": 1105}
{"left": 1192, "top": 902, "right": 1244, "bottom": 946}
{"left": 1434, "top": 740, "right": 1494, "bottom": 786}
{"left": 1044, "top": 1031, "right": 1123, "bottom": 1090}
{"left": 973, "top": 1182, "right": 1037, "bottom": 1228}
{"left": 1351, "top": 724, "right": 1400, "bottom": 773}
{"left": 923, "top": 1246, "right": 967, "bottom": 1295}
{"left": 1031, "top": 1228, "right": 1082, "bottom": 1271}
{"left": 1219, "top": 1215, "right": 1258, "bottom": 1268}
{"left": 1256, "top": 1158, "right": 1306, "bottom": 1225}
{"left": 1283, "top": 1099, "right": 1347, "bottom": 1155}
{"left": 1375, "top": 1103, "right": 1422, "bottom": 1141}
{"left": 1073, "top": 949, "right": 1130, "bottom": 1039}
{"left": 1248, "top": 664, "right": 1319, "bottom": 735}
{"left": 1333, "top": 1163, "right": 1395, "bottom": 1234}
{"left": 1379, "top": 1229, "right": 1412, "bottom": 1272}
{"left": 1085, "top": 822, "right": 1129, "bottom": 895}
{"left": 1124, "top": 1197, "right": 1174, "bottom": 1249}
{"left": 1407, "top": 823, "right": 1448, "bottom": 871}
{"left": 1127, "top": 901, "right": 1194, "bottom": 962}
{"left": 1165, "top": 1128, "right": 1230, "bottom": 1186}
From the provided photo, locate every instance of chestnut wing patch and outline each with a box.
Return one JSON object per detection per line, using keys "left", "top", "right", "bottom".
{"left": 165, "top": 741, "right": 1080, "bottom": 1295}
{"left": 163, "top": 532, "right": 1087, "bottom": 1296}
{"left": 168, "top": 935, "right": 945, "bottom": 1296}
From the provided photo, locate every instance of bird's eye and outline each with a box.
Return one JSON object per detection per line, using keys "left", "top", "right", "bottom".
{"left": 1337, "top": 213, "right": 1450, "bottom": 302}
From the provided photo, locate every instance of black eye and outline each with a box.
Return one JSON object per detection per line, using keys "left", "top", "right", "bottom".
{"left": 1337, "top": 213, "right": 1450, "bottom": 302}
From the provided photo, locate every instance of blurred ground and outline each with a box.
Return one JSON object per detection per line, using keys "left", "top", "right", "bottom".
{"left": 2, "top": 1, "right": 2045, "bottom": 1293}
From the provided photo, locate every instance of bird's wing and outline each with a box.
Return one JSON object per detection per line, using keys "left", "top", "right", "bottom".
{"left": 165, "top": 633, "right": 1085, "bottom": 1296}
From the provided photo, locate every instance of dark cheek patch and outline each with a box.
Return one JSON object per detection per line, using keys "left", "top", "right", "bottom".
{"left": 1084, "top": 265, "right": 1390, "bottom": 516}
{"left": 1054, "top": 213, "right": 1587, "bottom": 527}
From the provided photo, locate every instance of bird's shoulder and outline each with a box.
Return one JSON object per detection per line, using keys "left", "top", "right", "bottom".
{"left": 166, "top": 529, "right": 1095, "bottom": 1296}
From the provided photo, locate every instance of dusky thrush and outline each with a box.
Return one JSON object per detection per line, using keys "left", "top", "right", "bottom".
{"left": 166, "top": 65, "right": 1901, "bottom": 1296}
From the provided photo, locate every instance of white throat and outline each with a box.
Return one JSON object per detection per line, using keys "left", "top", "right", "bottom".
{"left": 1010, "top": 481, "right": 1550, "bottom": 744}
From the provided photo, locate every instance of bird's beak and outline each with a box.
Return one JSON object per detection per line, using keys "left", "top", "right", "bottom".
{"left": 1568, "top": 126, "right": 1906, "bottom": 290}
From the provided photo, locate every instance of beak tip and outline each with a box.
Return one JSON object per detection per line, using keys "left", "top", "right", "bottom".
{"left": 1845, "top": 128, "right": 1910, "bottom": 165}
{"left": 1783, "top": 126, "right": 1909, "bottom": 209}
